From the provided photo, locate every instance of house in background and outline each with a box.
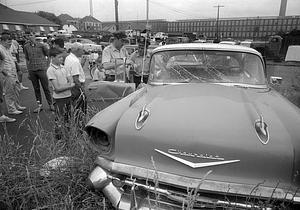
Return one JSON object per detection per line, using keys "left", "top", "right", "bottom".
{"left": 62, "top": 24, "right": 78, "bottom": 34}
{"left": 0, "top": 3, "right": 59, "bottom": 34}
{"left": 80, "top": 15, "right": 102, "bottom": 32}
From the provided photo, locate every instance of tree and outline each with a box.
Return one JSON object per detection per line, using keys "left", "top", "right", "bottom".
{"left": 37, "top": 11, "right": 62, "bottom": 26}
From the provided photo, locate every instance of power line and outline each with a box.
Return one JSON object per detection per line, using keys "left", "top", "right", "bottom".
{"left": 8, "top": 0, "right": 56, "bottom": 7}
{"left": 149, "top": 1, "right": 199, "bottom": 19}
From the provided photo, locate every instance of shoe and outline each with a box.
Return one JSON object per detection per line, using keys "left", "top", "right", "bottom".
{"left": 8, "top": 110, "right": 23, "bottom": 115}
{"left": 0, "top": 115, "right": 16, "bottom": 123}
{"left": 16, "top": 105, "right": 27, "bottom": 111}
{"left": 20, "top": 83, "right": 29, "bottom": 90}
{"left": 33, "top": 105, "right": 43, "bottom": 113}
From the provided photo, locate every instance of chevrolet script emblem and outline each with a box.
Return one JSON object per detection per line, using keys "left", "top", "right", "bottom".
{"left": 155, "top": 149, "right": 240, "bottom": 169}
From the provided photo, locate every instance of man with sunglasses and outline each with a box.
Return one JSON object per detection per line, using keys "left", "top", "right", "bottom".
{"left": 102, "top": 31, "right": 137, "bottom": 81}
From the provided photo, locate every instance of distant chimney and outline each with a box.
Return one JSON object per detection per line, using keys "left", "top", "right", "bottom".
{"left": 90, "top": 0, "right": 94, "bottom": 17}
{"left": 279, "top": 0, "right": 287, "bottom": 17}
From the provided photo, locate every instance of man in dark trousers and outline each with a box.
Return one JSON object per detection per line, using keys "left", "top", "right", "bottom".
{"left": 24, "top": 33, "right": 53, "bottom": 113}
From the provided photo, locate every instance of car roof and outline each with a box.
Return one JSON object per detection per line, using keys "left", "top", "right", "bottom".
{"left": 152, "top": 43, "right": 261, "bottom": 56}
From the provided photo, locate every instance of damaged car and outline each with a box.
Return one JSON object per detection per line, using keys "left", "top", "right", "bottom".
{"left": 85, "top": 43, "right": 300, "bottom": 209}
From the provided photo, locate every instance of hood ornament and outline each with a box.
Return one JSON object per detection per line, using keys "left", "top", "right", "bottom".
{"left": 155, "top": 149, "right": 240, "bottom": 169}
{"left": 254, "top": 115, "right": 269, "bottom": 145}
{"left": 135, "top": 105, "right": 150, "bottom": 130}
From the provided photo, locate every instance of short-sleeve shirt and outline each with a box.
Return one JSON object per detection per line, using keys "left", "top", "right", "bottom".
{"left": 64, "top": 53, "right": 85, "bottom": 83}
{"left": 102, "top": 44, "right": 129, "bottom": 75}
{"left": 47, "top": 63, "right": 72, "bottom": 99}
{"left": 0, "top": 44, "right": 18, "bottom": 80}
{"left": 102, "top": 44, "right": 129, "bottom": 64}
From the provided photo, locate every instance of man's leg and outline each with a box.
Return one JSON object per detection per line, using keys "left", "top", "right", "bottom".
{"left": 0, "top": 80, "right": 15, "bottom": 122}
{"left": 16, "top": 63, "right": 28, "bottom": 90}
{"left": 37, "top": 70, "right": 53, "bottom": 108}
{"left": 14, "top": 81, "right": 26, "bottom": 110}
{"left": 3, "top": 78, "right": 21, "bottom": 114}
{"left": 29, "top": 71, "right": 42, "bottom": 104}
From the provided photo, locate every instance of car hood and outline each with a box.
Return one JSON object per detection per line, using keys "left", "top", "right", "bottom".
{"left": 112, "top": 83, "right": 300, "bottom": 188}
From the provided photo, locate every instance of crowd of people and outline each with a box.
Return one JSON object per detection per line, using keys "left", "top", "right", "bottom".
{"left": 0, "top": 31, "right": 146, "bottom": 131}
{"left": 0, "top": 31, "right": 87, "bottom": 127}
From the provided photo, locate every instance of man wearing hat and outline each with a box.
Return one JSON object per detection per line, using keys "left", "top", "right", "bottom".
{"left": 102, "top": 31, "right": 137, "bottom": 81}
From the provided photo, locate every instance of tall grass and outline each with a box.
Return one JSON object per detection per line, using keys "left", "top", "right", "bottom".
{"left": 0, "top": 105, "right": 112, "bottom": 210}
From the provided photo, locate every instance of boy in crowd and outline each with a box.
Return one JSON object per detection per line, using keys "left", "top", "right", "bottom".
{"left": 47, "top": 48, "right": 74, "bottom": 122}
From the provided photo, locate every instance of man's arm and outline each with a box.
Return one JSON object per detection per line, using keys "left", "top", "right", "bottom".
{"left": 0, "top": 51, "right": 8, "bottom": 76}
{"left": 41, "top": 44, "right": 49, "bottom": 57}
{"left": 23, "top": 45, "right": 29, "bottom": 61}
{"left": 72, "top": 75, "right": 81, "bottom": 87}
{"left": 49, "top": 79, "right": 74, "bottom": 93}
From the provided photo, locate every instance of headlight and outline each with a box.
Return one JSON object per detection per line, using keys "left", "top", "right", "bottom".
{"left": 86, "top": 127, "right": 112, "bottom": 154}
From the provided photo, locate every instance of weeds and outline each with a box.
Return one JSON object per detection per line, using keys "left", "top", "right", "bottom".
{"left": 0, "top": 106, "right": 110, "bottom": 210}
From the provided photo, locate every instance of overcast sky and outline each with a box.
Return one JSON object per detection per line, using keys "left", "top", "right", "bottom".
{"left": 2, "top": 0, "right": 300, "bottom": 21}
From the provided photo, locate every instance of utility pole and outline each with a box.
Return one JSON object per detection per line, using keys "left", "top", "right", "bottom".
{"left": 214, "top": 4, "right": 224, "bottom": 41}
{"left": 146, "top": 0, "right": 149, "bottom": 28}
{"left": 114, "top": 0, "right": 119, "bottom": 30}
{"left": 89, "top": 0, "right": 93, "bottom": 17}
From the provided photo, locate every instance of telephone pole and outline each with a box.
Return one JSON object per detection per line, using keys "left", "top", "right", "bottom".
{"left": 89, "top": 0, "right": 93, "bottom": 17}
{"left": 146, "top": 0, "right": 149, "bottom": 28}
{"left": 114, "top": 0, "right": 119, "bottom": 30}
{"left": 214, "top": 4, "right": 224, "bottom": 41}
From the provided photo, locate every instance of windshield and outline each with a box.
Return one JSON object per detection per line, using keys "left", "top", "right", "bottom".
{"left": 149, "top": 50, "right": 266, "bottom": 86}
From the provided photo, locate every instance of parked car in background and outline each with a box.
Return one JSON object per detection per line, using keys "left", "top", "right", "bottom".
{"left": 86, "top": 43, "right": 300, "bottom": 209}
{"left": 66, "top": 38, "right": 102, "bottom": 52}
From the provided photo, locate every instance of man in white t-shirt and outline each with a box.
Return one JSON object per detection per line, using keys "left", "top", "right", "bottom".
{"left": 64, "top": 42, "right": 87, "bottom": 118}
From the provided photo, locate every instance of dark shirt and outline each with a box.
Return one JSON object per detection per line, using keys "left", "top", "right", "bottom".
{"left": 24, "top": 42, "right": 49, "bottom": 71}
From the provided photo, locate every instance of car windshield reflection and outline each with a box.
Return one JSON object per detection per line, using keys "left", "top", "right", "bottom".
{"left": 149, "top": 50, "right": 266, "bottom": 86}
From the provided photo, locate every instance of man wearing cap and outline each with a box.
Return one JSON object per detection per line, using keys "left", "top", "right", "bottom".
{"left": 64, "top": 42, "right": 87, "bottom": 117}
{"left": 24, "top": 33, "right": 53, "bottom": 113}
{"left": 102, "top": 31, "right": 137, "bottom": 81}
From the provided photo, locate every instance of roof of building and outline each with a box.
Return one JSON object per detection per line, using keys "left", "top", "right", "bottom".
{"left": 176, "top": 15, "right": 300, "bottom": 22}
{"left": 102, "top": 22, "right": 148, "bottom": 31}
{"left": 81, "top": 15, "right": 101, "bottom": 23}
{"left": 0, "top": 3, "right": 59, "bottom": 26}
{"left": 102, "top": 24, "right": 116, "bottom": 31}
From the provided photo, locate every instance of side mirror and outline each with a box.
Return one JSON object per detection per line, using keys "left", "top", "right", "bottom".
{"left": 270, "top": 76, "right": 283, "bottom": 85}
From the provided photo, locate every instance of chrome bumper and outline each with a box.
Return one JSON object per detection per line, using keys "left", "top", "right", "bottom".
{"left": 87, "top": 157, "right": 300, "bottom": 209}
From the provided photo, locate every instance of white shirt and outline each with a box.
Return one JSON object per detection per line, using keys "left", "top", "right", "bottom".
{"left": 64, "top": 53, "right": 85, "bottom": 83}
{"left": 47, "top": 64, "right": 72, "bottom": 99}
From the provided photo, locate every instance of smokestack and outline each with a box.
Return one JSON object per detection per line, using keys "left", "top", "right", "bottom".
{"left": 279, "top": 0, "right": 287, "bottom": 17}
{"left": 90, "top": 0, "right": 94, "bottom": 17}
